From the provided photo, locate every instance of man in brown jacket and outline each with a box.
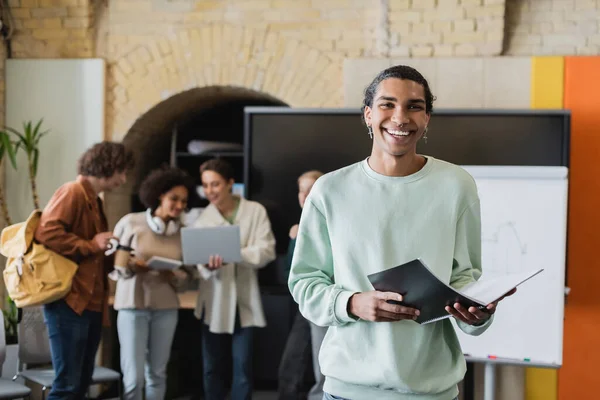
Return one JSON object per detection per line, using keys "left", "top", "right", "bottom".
{"left": 35, "top": 141, "right": 134, "bottom": 400}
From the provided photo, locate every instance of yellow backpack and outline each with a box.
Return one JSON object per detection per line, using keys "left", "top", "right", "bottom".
{"left": 0, "top": 210, "right": 78, "bottom": 307}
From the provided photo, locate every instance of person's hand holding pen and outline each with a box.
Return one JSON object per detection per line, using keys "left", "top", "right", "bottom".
{"left": 206, "top": 254, "right": 224, "bottom": 270}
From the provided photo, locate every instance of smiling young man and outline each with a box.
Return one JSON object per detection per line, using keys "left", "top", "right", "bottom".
{"left": 288, "top": 65, "right": 514, "bottom": 400}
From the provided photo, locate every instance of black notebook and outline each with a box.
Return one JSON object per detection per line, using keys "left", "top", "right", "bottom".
{"left": 367, "top": 259, "right": 543, "bottom": 324}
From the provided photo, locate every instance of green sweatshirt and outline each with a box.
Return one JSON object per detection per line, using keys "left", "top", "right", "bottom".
{"left": 288, "top": 156, "right": 493, "bottom": 400}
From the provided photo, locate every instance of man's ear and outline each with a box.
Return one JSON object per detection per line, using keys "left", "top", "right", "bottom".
{"left": 364, "top": 106, "right": 372, "bottom": 127}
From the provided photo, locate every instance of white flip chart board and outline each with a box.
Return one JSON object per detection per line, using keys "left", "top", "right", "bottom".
{"left": 454, "top": 166, "right": 568, "bottom": 367}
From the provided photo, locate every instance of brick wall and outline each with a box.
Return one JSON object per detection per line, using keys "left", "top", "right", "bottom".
{"left": 505, "top": 0, "right": 600, "bottom": 55}
{"left": 99, "top": 0, "right": 508, "bottom": 139}
{"left": 1, "top": 0, "right": 599, "bottom": 140}
{"left": 8, "top": 0, "right": 96, "bottom": 58}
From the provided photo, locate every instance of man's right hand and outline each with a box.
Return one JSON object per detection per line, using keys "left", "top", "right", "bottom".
{"left": 348, "top": 291, "right": 420, "bottom": 322}
{"left": 92, "top": 232, "right": 118, "bottom": 252}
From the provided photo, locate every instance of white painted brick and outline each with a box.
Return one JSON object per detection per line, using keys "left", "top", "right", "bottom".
{"left": 410, "top": 45, "right": 434, "bottom": 57}
{"left": 411, "top": 0, "right": 436, "bottom": 9}
{"left": 461, "top": 0, "right": 482, "bottom": 6}
{"left": 552, "top": 0, "right": 575, "bottom": 10}
{"left": 433, "top": 44, "right": 454, "bottom": 56}
{"left": 437, "top": 0, "right": 460, "bottom": 8}
{"left": 531, "top": 22, "right": 554, "bottom": 35}
{"left": 411, "top": 22, "right": 433, "bottom": 34}
{"left": 577, "top": 45, "right": 600, "bottom": 54}
{"left": 576, "top": 21, "right": 599, "bottom": 34}
{"left": 553, "top": 21, "right": 578, "bottom": 33}
{"left": 588, "top": 35, "right": 600, "bottom": 45}
{"left": 432, "top": 21, "right": 453, "bottom": 32}
{"left": 543, "top": 34, "right": 586, "bottom": 47}
{"left": 550, "top": 45, "right": 578, "bottom": 54}
{"left": 389, "top": 45, "right": 410, "bottom": 56}
{"left": 389, "top": 0, "right": 411, "bottom": 11}
{"left": 477, "top": 17, "right": 504, "bottom": 31}
{"left": 484, "top": 0, "right": 504, "bottom": 4}
{"left": 510, "top": 33, "right": 542, "bottom": 45}
{"left": 465, "top": 5, "right": 504, "bottom": 18}
{"left": 454, "top": 43, "right": 478, "bottom": 56}
{"left": 401, "top": 33, "right": 442, "bottom": 45}
{"left": 575, "top": 0, "right": 597, "bottom": 10}
{"left": 508, "top": 43, "right": 536, "bottom": 55}
{"left": 530, "top": 10, "right": 564, "bottom": 23}
{"left": 478, "top": 41, "right": 503, "bottom": 55}
{"left": 389, "top": 10, "right": 422, "bottom": 22}
{"left": 454, "top": 19, "right": 476, "bottom": 31}
{"left": 443, "top": 31, "right": 487, "bottom": 44}
{"left": 565, "top": 10, "right": 599, "bottom": 21}
{"left": 423, "top": 8, "right": 466, "bottom": 21}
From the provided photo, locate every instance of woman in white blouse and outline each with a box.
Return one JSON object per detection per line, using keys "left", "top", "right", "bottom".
{"left": 193, "top": 158, "right": 276, "bottom": 400}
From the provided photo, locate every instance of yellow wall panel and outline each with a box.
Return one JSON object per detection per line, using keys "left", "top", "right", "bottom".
{"left": 525, "top": 55, "right": 565, "bottom": 400}
{"left": 531, "top": 57, "right": 564, "bottom": 109}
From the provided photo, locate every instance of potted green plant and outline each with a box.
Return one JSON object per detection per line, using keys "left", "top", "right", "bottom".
{"left": 2, "top": 295, "right": 18, "bottom": 345}
{"left": 6, "top": 119, "right": 49, "bottom": 209}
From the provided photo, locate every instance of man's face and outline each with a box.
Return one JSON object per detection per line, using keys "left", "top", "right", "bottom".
{"left": 100, "top": 171, "right": 127, "bottom": 191}
{"left": 363, "top": 78, "right": 430, "bottom": 158}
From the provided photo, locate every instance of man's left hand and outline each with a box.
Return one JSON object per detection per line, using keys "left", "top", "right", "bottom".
{"left": 445, "top": 288, "right": 517, "bottom": 325}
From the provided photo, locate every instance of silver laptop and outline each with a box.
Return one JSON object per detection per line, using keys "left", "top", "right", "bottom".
{"left": 181, "top": 225, "right": 243, "bottom": 265}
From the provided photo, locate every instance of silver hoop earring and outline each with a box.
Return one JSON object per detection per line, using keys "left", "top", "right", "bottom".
{"left": 422, "top": 127, "right": 429, "bottom": 144}
{"left": 367, "top": 126, "right": 373, "bottom": 139}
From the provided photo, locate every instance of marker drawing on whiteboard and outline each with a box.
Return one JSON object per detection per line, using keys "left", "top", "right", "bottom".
{"left": 488, "top": 355, "right": 497, "bottom": 360}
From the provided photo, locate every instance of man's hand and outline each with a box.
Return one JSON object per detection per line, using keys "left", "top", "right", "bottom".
{"left": 93, "top": 232, "right": 118, "bottom": 252}
{"left": 289, "top": 224, "right": 299, "bottom": 239}
{"left": 348, "top": 291, "right": 420, "bottom": 322}
{"left": 446, "top": 288, "right": 517, "bottom": 325}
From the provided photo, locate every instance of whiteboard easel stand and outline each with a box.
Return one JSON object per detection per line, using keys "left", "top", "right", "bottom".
{"left": 464, "top": 356, "right": 560, "bottom": 400}
{"left": 484, "top": 362, "right": 496, "bottom": 400}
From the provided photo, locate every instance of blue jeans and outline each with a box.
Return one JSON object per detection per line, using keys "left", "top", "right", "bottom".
{"left": 201, "top": 314, "right": 254, "bottom": 400}
{"left": 43, "top": 299, "right": 103, "bottom": 400}
{"left": 323, "top": 394, "right": 459, "bottom": 400}
{"left": 117, "top": 309, "right": 178, "bottom": 400}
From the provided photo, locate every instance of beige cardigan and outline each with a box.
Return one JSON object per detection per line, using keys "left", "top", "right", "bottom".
{"left": 194, "top": 197, "right": 276, "bottom": 334}
{"left": 111, "top": 212, "right": 187, "bottom": 310}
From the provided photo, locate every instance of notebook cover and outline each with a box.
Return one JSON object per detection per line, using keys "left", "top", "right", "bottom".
{"left": 367, "top": 259, "right": 486, "bottom": 324}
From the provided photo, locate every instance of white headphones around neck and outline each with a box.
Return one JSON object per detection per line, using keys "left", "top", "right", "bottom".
{"left": 145, "top": 208, "right": 181, "bottom": 236}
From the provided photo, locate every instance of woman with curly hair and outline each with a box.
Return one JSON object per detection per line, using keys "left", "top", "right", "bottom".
{"left": 111, "top": 166, "right": 198, "bottom": 400}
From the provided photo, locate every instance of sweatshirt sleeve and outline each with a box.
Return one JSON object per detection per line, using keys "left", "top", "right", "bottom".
{"left": 288, "top": 198, "right": 358, "bottom": 327}
{"left": 238, "top": 204, "right": 276, "bottom": 269}
{"left": 450, "top": 199, "right": 494, "bottom": 335}
{"left": 35, "top": 183, "right": 100, "bottom": 260}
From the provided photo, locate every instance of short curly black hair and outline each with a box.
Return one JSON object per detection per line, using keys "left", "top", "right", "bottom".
{"left": 138, "top": 167, "right": 198, "bottom": 212}
{"left": 78, "top": 142, "right": 134, "bottom": 178}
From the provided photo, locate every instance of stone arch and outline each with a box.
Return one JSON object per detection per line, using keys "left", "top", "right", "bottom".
{"left": 103, "top": 85, "right": 287, "bottom": 227}
{"left": 106, "top": 23, "right": 342, "bottom": 140}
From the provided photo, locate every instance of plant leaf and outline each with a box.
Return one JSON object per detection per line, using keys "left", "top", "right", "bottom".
{"left": 0, "top": 132, "right": 17, "bottom": 169}
{"left": 6, "top": 127, "right": 26, "bottom": 143}
{"left": 33, "top": 118, "right": 43, "bottom": 137}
